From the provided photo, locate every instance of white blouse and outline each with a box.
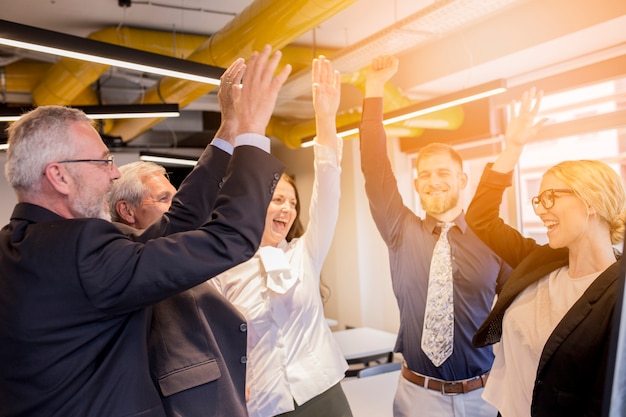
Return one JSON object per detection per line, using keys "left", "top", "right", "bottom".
{"left": 482, "top": 265, "right": 599, "bottom": 417}
{"left": 210, "top": 139, "right": 347, "bottom": 417}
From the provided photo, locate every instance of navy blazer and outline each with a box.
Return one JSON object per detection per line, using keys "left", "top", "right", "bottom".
{"left": 0, "top": 145, "right": 284, "bottom": 417}
{"left": 467, "top": 164, "right": 619, "bottom": 417}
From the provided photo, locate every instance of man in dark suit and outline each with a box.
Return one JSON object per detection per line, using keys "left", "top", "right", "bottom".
{"left": 0, "top": 45, "right": 290, "bottom": 417}
{"left": 106, "top": 63, "right": 251, "bottom": 416}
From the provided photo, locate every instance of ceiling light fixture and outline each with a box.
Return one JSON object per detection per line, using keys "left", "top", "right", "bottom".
{"left": 139, "top": 152, "right": 198, "bottom": 167}
{"left": 0, "top": 19, "right": 224, "bottom": 85}
{"left": 0, "top": 104, "right": 181, "bottom": 122}
{"left": 331, "top": 79, "right": 507, "bottom": 141}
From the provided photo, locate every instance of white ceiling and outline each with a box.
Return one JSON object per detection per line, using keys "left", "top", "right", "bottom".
{"left": 1, "top": 0, "right": 625, "bottom": 150}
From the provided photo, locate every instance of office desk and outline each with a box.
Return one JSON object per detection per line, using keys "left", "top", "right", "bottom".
{"left": 341, "top": 369, "right": 399, "bottom": 417}
{"left": 332, "top": 327, "right": 397, "bottom": 362}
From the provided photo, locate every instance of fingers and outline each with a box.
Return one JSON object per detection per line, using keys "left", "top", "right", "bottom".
{"left": 220, "top": 57, "right": 246, "bottom": 86}
{"left": 371, "top": 55, "right": 398, "bottom": 71}
{"left": 312, "top": 55, "right": 339, "bottom": 87}
{"left": 235, "top": 45, "right": 291, "bottom": 135}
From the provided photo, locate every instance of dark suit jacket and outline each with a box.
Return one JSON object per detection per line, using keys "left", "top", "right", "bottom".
{"left": 124, "top": 146, "right": 249, "bottom": 417}
{"left": 467, "top": 164, "right": 619, "bottom": 417}
{"left": 0, "top": 145, "right": 284, "bottom": 417}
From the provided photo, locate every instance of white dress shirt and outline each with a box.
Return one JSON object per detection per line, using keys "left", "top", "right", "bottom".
{"left": 211, "top": 139, "right": 347, "bottom": 417}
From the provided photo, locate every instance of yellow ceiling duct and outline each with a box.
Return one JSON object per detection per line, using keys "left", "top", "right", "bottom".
{"left": 266, "top": 69, "right": 464, "bottom": 148}
{"left": 107, "top": 0, "right": 357, "bottom": 142}
{"left": 4, "top": 60, "right": 51, "bottom": 93}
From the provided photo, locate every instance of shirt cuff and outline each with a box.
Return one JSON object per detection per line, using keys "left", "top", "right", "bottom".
{"left": 210, "top": 138, "right": 234, "bottom": 155}
{"left": 313, "top": 136, "right": 343, "bottom": 167}
{"left": 234, "top": 133, "right": 271, "bottom": 153}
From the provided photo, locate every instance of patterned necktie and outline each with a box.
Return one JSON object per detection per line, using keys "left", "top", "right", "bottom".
{"left": 421, "top": 222, "right": 454, "bottom": 367}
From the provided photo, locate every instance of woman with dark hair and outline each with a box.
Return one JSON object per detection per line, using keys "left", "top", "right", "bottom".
{"left": 210, "top": 56, "right": 352, "bottom": 417}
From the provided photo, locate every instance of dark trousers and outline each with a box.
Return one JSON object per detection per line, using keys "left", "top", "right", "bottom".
{"left": 276, "top": 382, "right": 353, "bottom": 417}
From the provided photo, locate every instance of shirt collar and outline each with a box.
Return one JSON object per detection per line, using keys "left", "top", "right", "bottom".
{"left": 424, "top": 211, "right": 468, "bottom": 235}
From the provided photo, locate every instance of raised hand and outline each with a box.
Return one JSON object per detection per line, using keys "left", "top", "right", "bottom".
{"left": 312, "top": 55, "right": 341, "bottom": 119}
{"left": 492, "top": 87, "right": 549, "bottom": 173}
{"left": 234, "top": 45, "right": 292, "bottom": 136}
{"left": 216, "top": 57, "right": 246, "bottom": 144}
{"left": 365, "top": 55, "right": 399, "bottom": 98}
{"left": 503, "top": 87, "right": 548, "bottom": 148}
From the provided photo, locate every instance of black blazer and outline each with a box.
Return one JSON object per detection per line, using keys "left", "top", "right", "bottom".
{"left": 467, "top": 165, "right": 619, "bottom": 417}
{"left": 0, "top": 145, "right": 284, "bottom": 417}
{"left": 128, "top": 146, "right": 249, "bottom": 417}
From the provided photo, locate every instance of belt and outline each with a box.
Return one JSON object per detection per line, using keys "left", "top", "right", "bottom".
{"left": 401, "top": 364, "right": 489, "bottom": 395}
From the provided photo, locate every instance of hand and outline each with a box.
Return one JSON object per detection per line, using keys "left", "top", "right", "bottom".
{"left": 365, "top": 55, "right": 399, "bottom": 98}
{"left": 312, "top": 55, "right": 341, "bottom": 120}
{"left": 312, "top": 56, "right": 341, "bottom": 148}
{"left": 216, "top": 58, "right": 246, "bottom": 144}
{"left": 503, "top": 87, "right": 548, "bottom": 148}
{"left": 492, "top": 87, "right": 549, "bottom": 173}
{"left": 234, "top": 45, "right": 292, "bottom": 135}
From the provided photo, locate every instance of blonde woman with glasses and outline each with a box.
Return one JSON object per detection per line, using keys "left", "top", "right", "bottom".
{"left": 466, "top": 88, "right": 626, "bottom": 417}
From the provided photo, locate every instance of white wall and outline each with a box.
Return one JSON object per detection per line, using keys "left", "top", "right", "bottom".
{"left": 274, "top": 139, "right": 401, "bottom": 334}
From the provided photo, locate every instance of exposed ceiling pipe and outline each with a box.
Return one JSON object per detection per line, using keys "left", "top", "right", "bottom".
{"left": 108, "top": 0, "right": 358, "bottom": 142}
{"left": 266, "top": 65, "right": 464, "bottom": 148}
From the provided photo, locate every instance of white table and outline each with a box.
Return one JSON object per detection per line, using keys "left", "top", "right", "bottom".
{"left": 332, "top": 327, "right": 397, "bottom": 362}
{"left": 341, "top": 369, "right": 399, "bottom": 417}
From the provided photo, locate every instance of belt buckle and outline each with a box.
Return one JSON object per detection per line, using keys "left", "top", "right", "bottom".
{"left": 440, "top": 382, "right": 459, "bottom": 396}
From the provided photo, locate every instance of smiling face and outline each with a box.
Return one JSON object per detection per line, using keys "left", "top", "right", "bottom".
{"left": 534, "top": 172, "right": 589, "bottom": 249}
{"left": 132, "top": 173, "right": 177, "bottom": 229}
{"left": 261, "top": 177, "right": 298, "bottom": 247}
{"left": 414, "top": 152, "right": 467, "bottom": 218}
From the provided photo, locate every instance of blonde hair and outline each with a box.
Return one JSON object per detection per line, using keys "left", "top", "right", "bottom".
{"left": 546, "top": 160, "right": 626, "bottom": 245}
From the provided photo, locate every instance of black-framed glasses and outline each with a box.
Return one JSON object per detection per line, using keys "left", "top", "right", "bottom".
{"left": 531, "top": 188, "right": 574, "bottom": 210}
{"left": 57, "top": 155, "right": 115, "bottom": 169}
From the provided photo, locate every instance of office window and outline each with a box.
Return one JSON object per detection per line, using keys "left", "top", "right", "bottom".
{"left": 517, "top": 77, "right": 626, "bottom": 244}
{"left": 403, "top": 75, "right": 626, "bottom": 245}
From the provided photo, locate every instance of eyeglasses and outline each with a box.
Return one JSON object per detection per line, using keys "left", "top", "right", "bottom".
{"left": 531, "top": 188, "right": 574, "bottom": 210}
{"left": 57, "top": 155, "right": 115, "bottom": 169}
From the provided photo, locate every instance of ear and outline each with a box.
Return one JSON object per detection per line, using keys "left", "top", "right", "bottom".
{"left": 43, "top": 163, "right": 72, "bottom": 196}
{"left": 458, "top": 172, "right": 469, "bottom": 190}
{"left": 115, "top": 200, "right": 136, "bottom": 226}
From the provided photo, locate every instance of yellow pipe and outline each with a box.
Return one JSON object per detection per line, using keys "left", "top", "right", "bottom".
{"left": 267, "top": 70, "right": 464, "bottom": 148}
{"left": 4, "top": 60, "right": 51, "bottom": 92}
{"left": 108, "top": 0, "right": 357, "bottom": 141}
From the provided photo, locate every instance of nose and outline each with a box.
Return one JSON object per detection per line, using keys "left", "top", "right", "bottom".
{"left": 533, "top": 202, "right": 547, "bottom": 215}
{"left": 110, "top": 163, "right": 121, "bottom": 180}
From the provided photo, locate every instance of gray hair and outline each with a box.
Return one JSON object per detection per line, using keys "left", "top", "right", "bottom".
{"left": 5, "top": 105, "right": 92, "bottom": 196}
{"left": 107, "top": 161, "right": 167, "bottom": 223}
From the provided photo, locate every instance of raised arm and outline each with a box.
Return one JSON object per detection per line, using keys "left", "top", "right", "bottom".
{"left": 305, "top": 56, "right": 343, "bottom": 273}
{"left": 234, "top": 45, "right": 292, "bottom": 136}
{"left": 492, "top": 87, "right": 547, "bottom": 173}
{"left": 365, "top": 55, "right": 398, "bottom": 98}
{"left": 214, "top": 57, "right": 246, "bottom": 145}
{"left": 312, "top": 55, "right": 341, "bottom": 154}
